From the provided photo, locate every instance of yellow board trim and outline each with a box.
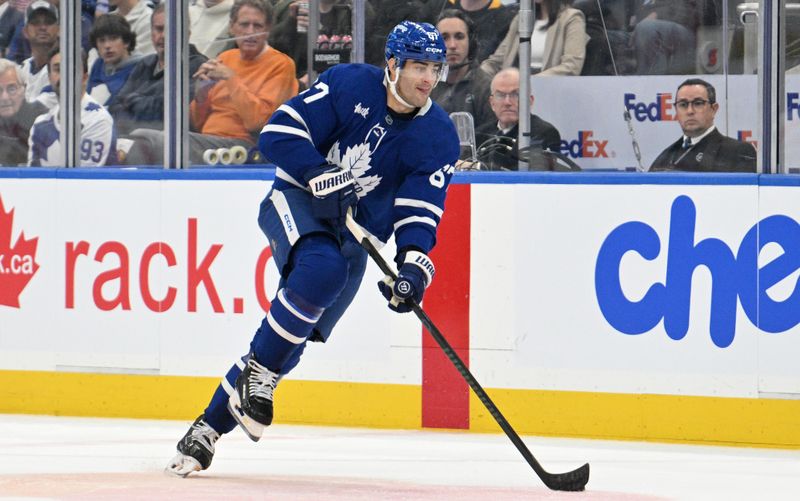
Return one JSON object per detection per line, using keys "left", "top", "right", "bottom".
{"left": 469, "top": 388, "right": 800, "bottom": 449}
{"left": 0, "top": 370, "right": 421, "bottom": 429}
{"left": 1, "top": 370, "right": 799, "bottom": 448}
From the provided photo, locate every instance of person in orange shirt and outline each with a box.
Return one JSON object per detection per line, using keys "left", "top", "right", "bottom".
{"left": 125, "top": 0, "right": 298, "bottom": 165}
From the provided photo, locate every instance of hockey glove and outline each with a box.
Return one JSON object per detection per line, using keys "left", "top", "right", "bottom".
{"left": 378, "top": 251, "right": 435, "bottom": 313}
{"left": 304, "top": 164, "right": 358, "bottom": 225}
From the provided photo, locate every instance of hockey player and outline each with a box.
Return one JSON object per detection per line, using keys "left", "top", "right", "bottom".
{"left": 166, "top": 20, "right": 460, "bottom": 477}
{"left": 28, "top": 47, "right": 116, "bottom": 167}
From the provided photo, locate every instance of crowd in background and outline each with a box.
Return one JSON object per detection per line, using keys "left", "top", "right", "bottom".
{"left": 0, "top": 0, "right": 782, "bottom": 169}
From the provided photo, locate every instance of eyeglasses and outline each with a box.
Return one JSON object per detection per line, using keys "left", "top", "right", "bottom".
{"left": 675, "top": 99, "right": 712, "bottom": 110}
{"left": 492, "top": 90, "right": 519, "bottom": 101}
{"left": 0, "top": 84, "right": 22, "bottom": 97}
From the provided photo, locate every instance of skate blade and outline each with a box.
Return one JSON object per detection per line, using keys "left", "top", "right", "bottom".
{"left": 164, "top": 452, "right": 202, "bottom": 478}
{"left": 228, "top": 392, "right": 264, "bottom": 442}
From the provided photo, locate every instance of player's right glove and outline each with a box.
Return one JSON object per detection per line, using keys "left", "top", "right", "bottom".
{"left": 304, "top": 164, "right": 358, "bottom": 225}
{"left": 378, "top": 251, "right": 435, "bottom": 313}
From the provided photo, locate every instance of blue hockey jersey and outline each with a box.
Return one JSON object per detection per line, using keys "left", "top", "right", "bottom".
{"left": 259, "top": 64, "right": 460, "bottom": 254}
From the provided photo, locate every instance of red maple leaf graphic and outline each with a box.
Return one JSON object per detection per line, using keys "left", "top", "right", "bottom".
{"left": 0, "top": 196, "right": 39, "bottom": 308}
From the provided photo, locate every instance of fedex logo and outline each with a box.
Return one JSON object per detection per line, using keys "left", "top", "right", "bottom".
{"left": 595, "top": 196, "right": 800, "bottom": 348}
{"left": 737, "top": 130, "right": 758, "bottom": 150}
{"left": 560, "top": 131, "right": 609, "bottom": 159}
{"left": 624, "top": 93, "right": 676, "bottom": 122}
{"left": 788, "top": 92, "right": 799, "bottom": 121}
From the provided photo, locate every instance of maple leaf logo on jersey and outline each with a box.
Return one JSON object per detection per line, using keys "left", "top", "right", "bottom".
{"left": 327, "top": 141, "right": 382, "bottom": 198}
{"left": 0, "top": 196, "right": 39, "bottom": 308}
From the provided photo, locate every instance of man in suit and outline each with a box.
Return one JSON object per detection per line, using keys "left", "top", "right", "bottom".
{"left": 650, "top": 78, "right": 756, "bottom": 172}
{"left": 474, "top": 67, "right": 561, "bottom": 170}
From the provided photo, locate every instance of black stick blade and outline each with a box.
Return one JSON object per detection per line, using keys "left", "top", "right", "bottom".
{"left": 542, "top": 462, "right": 590, "bottom": 492}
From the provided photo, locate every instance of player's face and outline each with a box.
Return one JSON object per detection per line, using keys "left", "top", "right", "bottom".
{"left": 437, "top": 17, "right": 469, "bottom": 67}
{"left": 489, "top": 72, "right": 520, "bottom": 129}
{"left": 151, "top": 11, "right": 166, "bottom": 62}
{"left": 675, "top": 84, "right": 718, "bottom": 137}
{"left": 96, "top": 35, "right": 130, "bottom": 66}
{"left": 395, "top": 59, "right": 441, "bottom": 109}
{"left": 0, "top": 69, "right": 25, "bottom": 118}
{"left": 24, "top": 12, "right": 59, "bottom": 47}
{"left": 231, "top": 6, "right": 269, "bottom": 60}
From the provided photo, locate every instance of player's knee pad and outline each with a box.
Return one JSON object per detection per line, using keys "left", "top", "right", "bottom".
{"left": 287, "top": 233, "right": 349, "bottom": 308}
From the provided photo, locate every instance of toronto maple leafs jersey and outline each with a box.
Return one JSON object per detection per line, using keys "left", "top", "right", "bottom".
{"left": 28, "top": 94, "right": 116, "bottom": 167}
{"left": 259, "top": 64, "right": 460, "bottom": 254}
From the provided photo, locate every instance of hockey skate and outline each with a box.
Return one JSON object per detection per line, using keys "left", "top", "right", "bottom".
{"left": 165, "top": 415, "right": 220, "bottom": 477}
{"left": 228, "top": 354, "right": 279, "bottom": 442}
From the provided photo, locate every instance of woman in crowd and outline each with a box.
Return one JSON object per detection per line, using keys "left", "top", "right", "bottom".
{"left": 480, "top": 0, "right": 588, "bottom": 77}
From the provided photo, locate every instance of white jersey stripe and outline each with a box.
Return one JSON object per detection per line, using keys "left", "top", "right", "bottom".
{"left": 277, "top": 104, "right": 310, "bottom": 134}
{"left": 394, "top": 198, "right": 444, "bottom": 218}
{"left": 261, "top": 124, "right": 312, "bottom": 142}
{"left": 277, "top": 289, "right": 320, "bottom": 323}
{"left": 270, "top": 190, "right": 300, "bottom": 245}
{"left": 221, "top": 376, "right": 235, "bottom": 396}
{"left": 394, "top": 215, "right": 438, "bottom": 231}
{"left": 267, "top": 311, "right": 307, "bottom": 344}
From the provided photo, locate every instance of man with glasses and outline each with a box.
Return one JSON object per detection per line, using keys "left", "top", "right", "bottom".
{"left": 0, "top": 59, "right": 46, "bottom": 166}
{"left": 650, "top": 78, "right": 756, "bottom": 172}
{"left": 474, "top": 67, "right": 560, "bottom": 170}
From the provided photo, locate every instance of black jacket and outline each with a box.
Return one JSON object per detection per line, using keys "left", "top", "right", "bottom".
{"left": 430, "top": 66, "right": 493, "bottom": 131}
{"left": 0, "top": 100, "right": 47, "bottom": 167}
{"left": 108, "top": 45, "right": 208, "bottom": 135}
{"left": 475, "top": 114, "right": 561, "bottom": 152}
{"left": 474, "top": 114, "right": 562, "bottom": 170}
{"left": 649, "top": 128, "right": 757, "bottom": 173}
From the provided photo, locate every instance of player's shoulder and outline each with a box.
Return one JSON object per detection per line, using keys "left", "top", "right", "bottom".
{"left": 415, "top": 101, "right": 458, "bottom": 139}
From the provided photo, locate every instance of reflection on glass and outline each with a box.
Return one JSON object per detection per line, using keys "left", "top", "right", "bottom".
{"left": 785, "top": 1, "right": 800, "bottom": 173}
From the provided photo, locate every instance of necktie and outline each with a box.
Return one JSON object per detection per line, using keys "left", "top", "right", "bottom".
{"left": 682, "top": 137, "right": 692, "bottom": 149}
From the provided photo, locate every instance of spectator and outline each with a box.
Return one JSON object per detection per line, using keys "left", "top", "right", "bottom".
{"left": 109, "top": 3, "right": 208, "bottom": 136}
{"left": 573, "top": 0, "right": 636, "bottom": 75}
{"left": 474, "top": 67, "right": 561, "bottom": 170}
{"left": 107, "top": 0, "right": 154, "bottom": 55}
{"left": 270, "top": 0, "right": 380, "bottom": 86}
{"left": 28, "top": 47, "right": 117, "bottom": 167}
{"left": 631, "top": 0, "right": 712, "bottom": 75}
{"left": 431, "top": 9, "right": 492, "bottom": 129}
{"left": 481, "top": 0, "right": 588, "bottom": 77}
{"left": 190, "top": 0, "right": 235, "bottom": 59}
{"left": 18, "top": 0, "right": 58, "bottom": 103}
{"left": 0, "top": 58, "right": 46, "bottom": 166}
{"left": 87, "top": 14, "right": 142, "bottom": 106}
{"left": 5, "top": 0, "right": 93, "bottom": 64}
{"left": 447, "top": 0, "right": 517, "bottom": 63}
{"left": 125, "top": 0, "right": 298, "bottom": 165}
{"left": 0, "top": 0, "right": 23, "bottom": 58}
{"left": 368, "top": 0, "right": 445, "bottom": 66}
{"left": 649, "top": 78, "right": 756, "bottom": 172}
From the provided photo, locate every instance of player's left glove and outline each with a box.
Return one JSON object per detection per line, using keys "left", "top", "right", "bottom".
{"left": 304, "top": 164, "right": 358, "bottom": 225}
{"left": 378, "top": 250, "right": 435, "bottom": 313}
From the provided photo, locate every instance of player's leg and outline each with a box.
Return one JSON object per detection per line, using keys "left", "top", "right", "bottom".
{"left": 228, "top": 232, "right": 348, "bottom": 438}
{"left": 228, "top": 189, "right": 351, "bottom": 438}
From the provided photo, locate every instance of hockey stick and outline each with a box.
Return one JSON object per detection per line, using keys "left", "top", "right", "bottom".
{"left": 345, "top": 213, "right": 590, "bottom": 492}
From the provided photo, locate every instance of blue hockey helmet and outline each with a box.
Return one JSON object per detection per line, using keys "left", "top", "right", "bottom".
{"left": 384, "top": 21, "right": 447, "bottom": 67}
